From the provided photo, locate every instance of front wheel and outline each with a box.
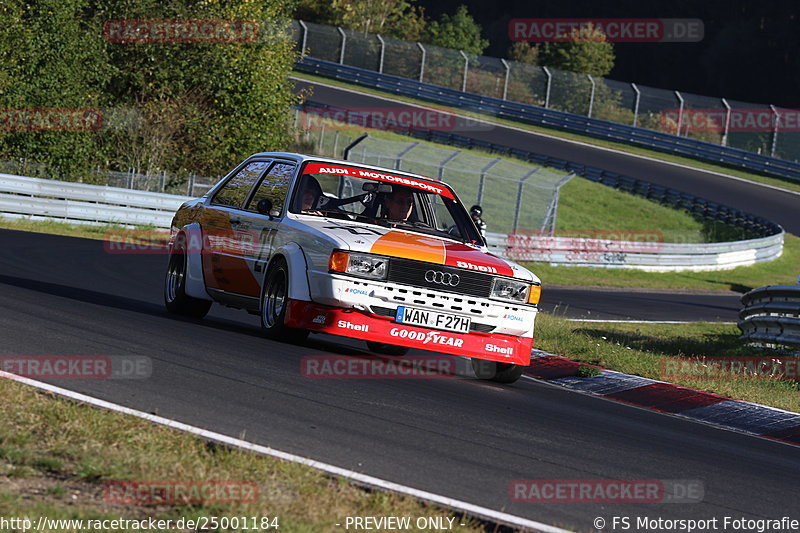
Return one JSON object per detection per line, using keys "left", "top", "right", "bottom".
{"left": 164, "top": 235, "right": 211, "bottom": 318}
{"left": 471, "top": 359, "right": 525, "bottom": 384}
{"left": 260, "top": 259, "right": 308, "bottom": 343}
{"left": 366, "top": 341, "right": 409, "bottom": 356}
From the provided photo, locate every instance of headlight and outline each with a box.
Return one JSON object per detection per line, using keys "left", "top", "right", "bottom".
{"left": 491, "top": 277, "right": 531, "bottom": 304}
{"left": 329, "top": 251, "right": 388, "bottom": 280}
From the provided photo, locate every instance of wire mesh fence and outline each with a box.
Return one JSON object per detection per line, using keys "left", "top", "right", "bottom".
{"left": 292, "top": 20, "right": 800, "bottom": 161}
{"left": 294, "top": 110, "right": 574, "bottom": 235}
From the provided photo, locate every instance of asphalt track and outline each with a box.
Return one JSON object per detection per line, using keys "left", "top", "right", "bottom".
{"left": 2, "top": 229, "right": 798, "bottom": 532}
{"left": 293, "top": 79, "right": 800, "bottom": 235}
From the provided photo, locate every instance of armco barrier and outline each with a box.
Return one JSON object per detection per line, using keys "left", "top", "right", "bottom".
{"left": 0, "top": 173, "right": 189, "bottom": 228}
{"left": 739, "top": 285, "right": 800, "bottom": 347}
{"left": 296, "top": 57, "right": 800, "bottom": 182}
{"left": 484, "top": 232, "right": 783, "bottom": 272}
{"left": 0, "top": 172, "right": 785, "bottom": 272}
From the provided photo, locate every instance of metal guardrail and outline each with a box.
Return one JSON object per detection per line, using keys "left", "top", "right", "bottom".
{"left": 0, "top": 173, "right": 189, "bottom": 228}
{"left": 0, "top": 173, "right": 785, "bottom": 272}
{"left": 296, "top": 57, "right": 800, "bottom": 183}
{"left": 739, "top": 285, "right": 800, "bottom": 347}
{"left": 485, "top": 232, "right": 783, "bottom": 271}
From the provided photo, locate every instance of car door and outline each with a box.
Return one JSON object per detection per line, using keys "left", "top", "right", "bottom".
{"left": 200, "top": 159, "right": 271, "bottom": 296}
{"left": 236, "top": 160, "right": 298, "bottom": 299}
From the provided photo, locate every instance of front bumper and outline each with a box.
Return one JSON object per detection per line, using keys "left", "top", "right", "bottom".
{"left": 285, "top": 300, "right": 533, "bottom": 366}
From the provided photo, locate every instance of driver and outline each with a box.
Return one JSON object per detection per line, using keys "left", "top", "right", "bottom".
{"left": 382, "top": 187, "right": 415, "bottom": 221}
{"left": 297, "top": 175, "right": 323, "bottom": 213}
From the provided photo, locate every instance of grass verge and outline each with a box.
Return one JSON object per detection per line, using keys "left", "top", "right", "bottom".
{"left": 0, "top": 377, "right": 485, "bottom": 533}
{"left": 292, "top": 72, "right": 800, "bottom": 195}
{"left": 536, "top": 314, "right": 800, "bottom": 413}
{"left": 0, "top": 219, "right": 169, "bottom": 245}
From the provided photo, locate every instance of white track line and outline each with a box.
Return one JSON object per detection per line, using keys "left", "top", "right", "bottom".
{"left": 291, "top": 75, "right": 800, "bottom": 198}
{"left": 0, "top": 371, "right": 571, "bottom": 533}
{"left": 565, "top": 319, "right": 736, "bottom": 324}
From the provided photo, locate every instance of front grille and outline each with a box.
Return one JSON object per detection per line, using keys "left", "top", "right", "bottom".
{"left": 388, "top": 258, "right": 493, "bottom": 298}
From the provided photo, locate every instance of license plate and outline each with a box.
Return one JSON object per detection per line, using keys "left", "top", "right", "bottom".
{"left": 395, "top": 306, "right": 471, "bottom": 334}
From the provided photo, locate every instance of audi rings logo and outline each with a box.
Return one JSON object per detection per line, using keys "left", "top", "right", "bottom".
{"left": 424, "top": 270, "right": 460, "bottom": 287}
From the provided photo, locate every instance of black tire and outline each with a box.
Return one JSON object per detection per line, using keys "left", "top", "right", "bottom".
{"left": 164, "top": 235, "right": 212, "bottom": 318}
{"left": 366, "top": 341, "right": 409, "bottom": 356}
{"left": 471, "top": 358, "right": 525, "bottom": 384}
{"left": 260, "top": 259, "right": 309, "bottom": 343}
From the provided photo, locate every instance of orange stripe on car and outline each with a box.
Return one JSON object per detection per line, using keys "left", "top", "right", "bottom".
{"left": 370, "top": 231, "right": 446, "bottom": 264}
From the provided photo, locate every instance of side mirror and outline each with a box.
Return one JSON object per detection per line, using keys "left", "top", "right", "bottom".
{"left": 256, "top": 198, "right": 273, "bottom": 216}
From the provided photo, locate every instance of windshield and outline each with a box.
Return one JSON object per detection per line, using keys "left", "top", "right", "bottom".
{"left": 291, "top": 162, "right": 483, "bottom": 245}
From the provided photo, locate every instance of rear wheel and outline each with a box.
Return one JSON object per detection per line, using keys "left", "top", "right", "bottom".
{"left": 471, "top": 359, "right": 525, "bottom": 384}
{"left": 164, "top": 235, "right": 211, "bottom": 318}
{"left": 260, "top": 259, "right": 308, "bottom": 343}
{"left": 366, "top": 341, "right": 409, "bottom": 356}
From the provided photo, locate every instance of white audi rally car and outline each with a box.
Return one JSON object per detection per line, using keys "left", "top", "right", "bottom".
{"left": 164, "top": 153, "right": 541, "bottom": 383}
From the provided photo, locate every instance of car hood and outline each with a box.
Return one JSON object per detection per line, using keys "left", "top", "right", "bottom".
{"left": 297, "top": 216, "right": 539, "bottom": 283}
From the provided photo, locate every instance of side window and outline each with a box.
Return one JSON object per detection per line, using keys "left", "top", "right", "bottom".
{"left": 212, "top": 161, "right": 270, "bottom": 208}
{"left": 246, "top": 162, "right": 296, "bottom": 215}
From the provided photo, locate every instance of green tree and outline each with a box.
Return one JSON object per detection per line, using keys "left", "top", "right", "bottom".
{"left": 539, "top": 23, "right": 614, "bottom": 77}
{"left": 93, "top": 0, "right": 301, "bottom": 176}
{"left": 508, "top": 42, "right": 539, "bottom": 65}
{"left": 425, "top": 5, "right": 488, "bottom": 55}
{"left": 297, "top": 0, "right": 426, "bottom": 41}
{"left": 0, "top": 0, "right": 111, "bottom": 180}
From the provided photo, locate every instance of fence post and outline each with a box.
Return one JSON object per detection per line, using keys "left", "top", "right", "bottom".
{"left": 332, "top": 131, "right": 340, "bottom": 157}
{"left": 542, "top": 172, "right": 575, "bottom": 235}
{"left": 298, "top": 20, "right": 308, "bottom": 53}
{"left": 188, "top": 174, "right": 195, "bottom": 196}
{"left": 376, "top": 34, "right": 385, "bottom": 73}
{"left": 542, "top": 67, "right": 552, "bottom": 109}
{"left": 318, "top": 122, "right": 326, "bottom": 152}
{"left": 395, "top": 142, "right": 419, "bottom": 170}
{"left": 587, "top": 75, "right": 595, "bottom": 118}
{"left": 343, "top": 133, "right": 368, "bottom": 160}
{"left": 160, "top": 170, "right": 166, "bottom": 192}
{"left": 631, "top": 83, "right": 641, "bottom": 127}
{"left": 127, "top": 168, "right": 134, "bottom": 189}
{"left": 459, "top": 50, "right": 469, "bottom": 92}
{"left": 438, "top": 150, "right": 461, "bottom": 180}
{"left": 721, "top": 98, "right": 731, "bottom": 146}
{"left": 416, "top": 42, "right": 426, "bottom": 82}
{"left": 770, "top": 105, "right": 780, "bottom": 157}
{"left": 675, "top": 91, "right": 685, "bottom": 135}
{"left": 500, "top": 59, "right": 510, "bottom": 100}
{"left": 512, "top": 168, "right": 539, "bottom": 233}
{"left": 476, "top": 158, "right": 501, "bottom": 205}
{"left": 337, "top": 27, "right": 346, "bottom": 64}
